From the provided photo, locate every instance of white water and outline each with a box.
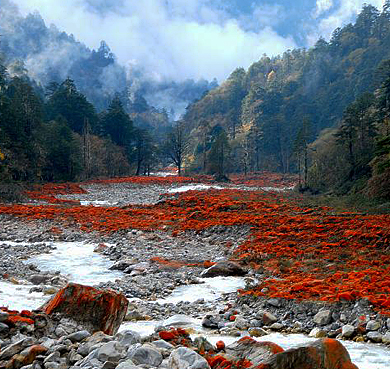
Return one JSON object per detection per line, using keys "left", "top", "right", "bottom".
{"left": 168, "top": 184, "right": 225, "bottom": 193}
{"left": 155, "top": 276, "right": 246, "bottom": 304}
{"left": 24, "top": 242, "right": 122, "bottom": 285}
{"left": 0, "top": 242, "right": 122, "bottom": 311}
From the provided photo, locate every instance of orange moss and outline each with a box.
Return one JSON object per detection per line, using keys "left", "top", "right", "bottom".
{"left": 2, "top": 174, "right": 390, "bottom": 316}
{"left": 159, "top": 330, "right": 178, "bottom": 340}
{"left": 6, "top": 315, "right": 34, "bottom": 325}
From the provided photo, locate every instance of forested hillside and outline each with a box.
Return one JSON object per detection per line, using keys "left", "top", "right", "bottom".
{"left": 0, "top": 0, "right": 216, "bottom": 121}
{"left": 181, "top": 2, "right": 390, "bottom": 200}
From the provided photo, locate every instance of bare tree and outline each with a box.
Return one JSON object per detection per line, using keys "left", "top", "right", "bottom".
{"left": 164, "top": 121, "right": 188, "bottom": 176}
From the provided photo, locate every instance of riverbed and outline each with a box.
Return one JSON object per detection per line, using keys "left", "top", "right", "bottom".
{"left": 1, "top": 182, "right": 390, "bottom": 368}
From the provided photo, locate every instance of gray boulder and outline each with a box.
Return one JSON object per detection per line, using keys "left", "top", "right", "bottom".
{"left": 114, "top": 330, "right": 141, "bottom": 346}
{"left": 116, "top": 359, "right": 139, "bottom": 369}
{"left": 127, "top": 344, "right": 163, "bottom": 367}
{"left": 313, "top": 310, "right": 332, "bottom": 326}
{"left": 366, "top": 320, "right": 381, "bottom": 331}
{"left": 200, "top": 261, "right": 246, "bottom": 277}
{"left": 68, "top": 331, "right": 91, "bottom": 343}
{"left": 97, "top": 341, "right": 126, "bottom": 363}
{"left": 168, "top": 347, "right": 210, "bottom": 369}
{"left": 341, "top": 325, "right": 355, "bottom": 338}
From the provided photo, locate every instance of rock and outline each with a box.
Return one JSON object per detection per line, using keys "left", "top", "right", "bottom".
{"left": 0, "top": 322, "right": 10, "bottom": 334}
{"left": 0, "top": 338, "right": 35, "bottom": 360}
{"left": 387, "top": 318, "right": 390, "bottom": 330}
{"left": 267, "top": 299, "right": 281, "bottom": 308}
{"left": 43, "top": 351, "right": 61, "bottom": 364}
{"left": 257, "top": 311, "right": 278, "bottom": 326}
{"left": 109, "top": 260, "right": 134, "bottom": 271}
{"left": 258, "top": 338, "right": 358, "bottom": 369}
{"left": 233, "top": 316, "right": 249, "bottom": 330}
{"left": 309, "top": 328, "right": 327, "bottom": 338}
{"left": 0, "top": 310, "right": 9, "bottom": 322}
{"left": 366, "top": 320, "right": 381, "bottom": 331}
{"left": 248, "top": 327, "right": 268, "bottom": 337}
{"left": 225, "top": 336, "right": 284, "bottom": 367}
{"left": 219, "top": 327, "right": 241, "bottom": 337}
{"left": 216, "top": 341, "right": 225, "bottom": 351}
{"left": 168, "top": 347, "right": 210, "bottom": 369}
{"left": 382, "top": 332, "right": 390, "bottom": 344}
{"left": 127, "top": 344, "right": 163, "bottom": 367}
{"left": 200, "top": 261, "right": 246, "bottom": 278}
{"left": 313, "top": 310, "right": 332, "bottom": 326}
{"left": 151, "top": 340, "right": 175, "bottom": 352}
{"left": 202, "top": 315, "right": 221, "bottom": 329}
{"left": 367, "top": 331, "right": 383, "bottom": 343}
{"left": 341, "top": 325, "right": 355, "bottom": 339}
{"left": 67, "top": 331, "right": 91, "bottom": 343}
{"left": 114, "top": 330, "right": 141, "bottom": 346}
{"left": 269, "top": 323, "right": 284, "bottom": 331}
{"left": 162, "top": 315, "right": 198, "bottom": 328}
{"left": 97, "top": 341, "right": 125, "bottom": 363}
{"left": 29, "top": 274, "right": 50, "bottom": 285}
{"left": 6, "top": 345, "right": 47, "bottom": 369}
{"left": 115, "top": 360, "right": 138, "bottom": 369}
{"left": 42, "top": 283, "right": 128, "bottom": 335}
{"left": 193, "top": 337, "right": 215, "bottom": 355}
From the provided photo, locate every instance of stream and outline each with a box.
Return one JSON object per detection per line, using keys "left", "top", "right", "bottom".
{"left": 0, "top": 241, "right": 389, "bottom": 368}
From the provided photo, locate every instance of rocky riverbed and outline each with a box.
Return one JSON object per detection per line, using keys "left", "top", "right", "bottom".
{"left": 1, "top": 179, "right": 390, "bottom": 368}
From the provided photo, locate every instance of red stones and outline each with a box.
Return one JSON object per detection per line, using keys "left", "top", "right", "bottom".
{"left": 159, "top": 331, "right": 178, "bottom": 340}
{"left": 42, "top": 283, "right": 128, "bottom": 335}
{"left": 229, "top": 315, "right": 236, "bottom": 322}
{"left": 216, "top": 341, "right": 225, "bottom": 351}
{"left": 6, "top": 315, "right": 34, "bottom": 325}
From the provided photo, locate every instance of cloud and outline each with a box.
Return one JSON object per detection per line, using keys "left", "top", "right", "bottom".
{"left": 314, "top": 0, "right": 333, "bottom": 18}
{"left": 309, "top": 0, "right": 384, "bottom": 44}
{"left": 12, "top": 0, "right": 296, "bottom": 82}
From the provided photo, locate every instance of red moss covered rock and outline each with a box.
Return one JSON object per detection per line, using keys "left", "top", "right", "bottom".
{"left": 216, "top": 341, "right": 225, "bottom": 351}
{"left": 41, "top": 283, "right": 128, "bottom": 335}
{"left": 257, "top": 338, "right": 358, "bottom": 369}
{"left": 225, "top": 336, "right": 284, "bottom": 367}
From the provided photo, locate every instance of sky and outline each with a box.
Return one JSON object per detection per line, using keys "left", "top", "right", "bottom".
{"left": 12, "top": 0, "right": 386, "bottom": 83}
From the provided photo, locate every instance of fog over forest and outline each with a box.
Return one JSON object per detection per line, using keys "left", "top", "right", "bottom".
{"left": 0, "top": 0, "right": 384, "bottom": 117}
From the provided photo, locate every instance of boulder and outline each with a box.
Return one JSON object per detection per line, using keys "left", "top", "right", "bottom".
{"left": 225, "top": 336, "right": 284, "bottom": 367}
{"left": 257, "top": 311, "right": 278, "bottom": 326}
{"left": 67, "top": 330, "right": 91, "bottom": 343}
{"left": 114, "top": 330, "right": 141, "bottom": 346}
{"left": 168, "top": 347, "right": 210, "bottom": 369}
{"left": 257, "top": 338, "right": 358, "bottom": 369}
{"left": 200, "top": 261, "right": 247, "bottom": 277}
{"left": 97, "top": 341, "right": 126, "bottom": 363}
{"left": 309, "top": 328, "right": 327, "bottom": 338}
{"left": 313, "top": 310, "right": 332, "bottom": 326}
{"left": 367, "top": 331, "right": 383, "bottom": 343}
{"left": 5, "top": 345, "right": 47, "bottom": 369}
{"left": 41, "top": 283, "right": 128, "bottom": 335}
{"left": 382, "top": 332, "right": 390, "bottom": 344}
{"left": 341, "top": 325, "right": 355, "bottom": 339}
{"left": 0, "top": 338, "right": 35, "bottom": 361}
{"left": 366, "top": 320, "right": 381, "bottom": 331}
{"left": 127, "top": 343, "right": 163, "bottom": 367}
